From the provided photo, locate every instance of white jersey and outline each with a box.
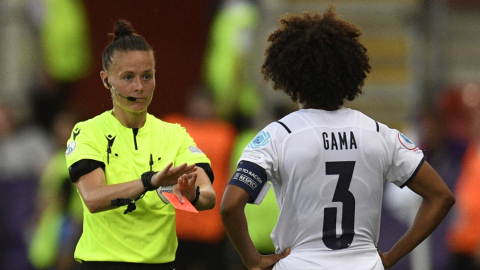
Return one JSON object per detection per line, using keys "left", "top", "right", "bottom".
{"left": 237, "top": 108, "right": 424, "bottom": 270}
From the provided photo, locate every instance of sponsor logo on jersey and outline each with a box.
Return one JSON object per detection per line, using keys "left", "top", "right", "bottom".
{"left": 247, "top": 131, "right": 271, "bottom": 149}
{"left": 241, "top": 151, "right": 263, "bottom": 161}
{"left": 188, "top": 146, "right": 204, "bottom": 154}
{"left": 105, "top": 134, "right": 116, "bottom": 164}
{"left": 65, "top": 141, "right": 76, "bottom": 156}
{"left": 73, "top": 128, "right": 81, "bottom": 140}
{"left": 398, "top": 132, "right": 418, "bottom": 151}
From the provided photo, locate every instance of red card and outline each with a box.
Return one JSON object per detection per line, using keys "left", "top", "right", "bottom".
{"left": 162, "top": 192, "right": 198, "bottom": 213}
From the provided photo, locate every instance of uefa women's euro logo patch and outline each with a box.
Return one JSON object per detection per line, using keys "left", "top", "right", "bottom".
{"left": 65, "top": 141, "right": 76, "bottom": 156}
{"left": 398, "top": 132, "right": 419, "bottom": 151}
{"left": 247, "top": 131, "right": 271, "bottom": 149}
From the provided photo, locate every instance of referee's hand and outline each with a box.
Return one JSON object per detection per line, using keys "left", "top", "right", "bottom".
{"left": 151, "top": 163, "right": 197, "bottom": 187}
{"left": 172, "top": 173, "right": 197, "bottom": 203}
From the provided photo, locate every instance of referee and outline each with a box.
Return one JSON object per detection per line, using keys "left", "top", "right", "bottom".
{"left": 65, "top": 20, "right": 216, "bottom": 270}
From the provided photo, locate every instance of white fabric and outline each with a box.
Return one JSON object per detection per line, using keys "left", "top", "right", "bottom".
{"left": 238, "top": 108, "right": 424, "bottom": 269}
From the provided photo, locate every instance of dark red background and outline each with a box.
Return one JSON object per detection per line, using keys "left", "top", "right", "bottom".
{"left": 67, "top": 1, "right": 218, "bottom": 119}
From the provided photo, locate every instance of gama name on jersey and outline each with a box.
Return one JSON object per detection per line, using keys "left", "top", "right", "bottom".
{"left": 322, "top": 131, "right": 358, "bottom": 150}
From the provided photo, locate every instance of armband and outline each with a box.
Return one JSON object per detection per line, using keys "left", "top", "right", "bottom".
{"left": 195, "top": 163, "right": 214, "bottom": 183}
{"left": 141, "top": 171, "right": 159, "bottom": 191}
{"left": 68, "top": 159, "right": 105, "bottom": 182}
{"left": 228, "top": 161, "right": 268, "bottom": 204}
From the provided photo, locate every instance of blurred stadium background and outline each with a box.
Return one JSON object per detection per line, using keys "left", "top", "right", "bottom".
{"left": 1, "top": 0, "right": 479, "bottom": 270}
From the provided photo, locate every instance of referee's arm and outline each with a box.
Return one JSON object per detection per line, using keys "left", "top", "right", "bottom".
{"left": 74, "top": 163, "right": 197, "bottom": 213}
{"left": 190, "top": 166, "right": 216, "bottom": 211}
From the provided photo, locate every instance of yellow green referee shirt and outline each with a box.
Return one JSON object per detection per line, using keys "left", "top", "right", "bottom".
{"left": 65, "top": 111, "right": 210, "bottom": 263}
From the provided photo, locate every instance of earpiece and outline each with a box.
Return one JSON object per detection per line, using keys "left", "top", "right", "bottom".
{"left": 105, "top": 78, "right": 137, "bottom": 102}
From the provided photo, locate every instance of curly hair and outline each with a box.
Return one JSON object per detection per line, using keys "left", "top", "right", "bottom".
{"left": 261, "top": 6, "right": 371, "bottom": 110}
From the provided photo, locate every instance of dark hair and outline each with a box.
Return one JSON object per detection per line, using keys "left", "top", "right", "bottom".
{"left": 102, "top": 20, "right": 153, "bottom": 71}
{"left": 261, "top": 6, "right": 371, "bottom": 110}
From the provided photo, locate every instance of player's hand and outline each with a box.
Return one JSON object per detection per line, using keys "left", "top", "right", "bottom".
{"left": 171, "top": 172, "right": 197, "bottom": 203}
{"left": 378, "top": 250, "right": 393, "bottom": 269}
{"left": 151, "top": 163, "right": 196, "bottom": 187}
{"left": 248, "top": 247, "right": 290, "bottom": 270}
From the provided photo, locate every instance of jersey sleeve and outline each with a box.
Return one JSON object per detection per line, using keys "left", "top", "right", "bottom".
{"left": 173, "top": 125, "right": 211, "bottom": 166}
{"left": 381, "top": 124, "right": 425, "bottom": 187}
{"left": 230, "top": 124, "right": 281, "bottom": 203}
{"left": 65, "top": 122, "right": 105, "bottom": 168}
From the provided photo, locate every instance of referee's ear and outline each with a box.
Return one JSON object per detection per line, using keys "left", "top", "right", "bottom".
{"left": 195, "top": 163, "right": 214, "bottom": 183}
{"left": 100, "top": 70, "right": 109, "bottom": 90}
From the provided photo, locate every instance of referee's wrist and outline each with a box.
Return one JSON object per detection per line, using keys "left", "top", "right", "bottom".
{"left": 141, "top": 171, "right": 158, "bottom": 191}
{"left": 190, "top": 186, "right": 200, "bottom": 206}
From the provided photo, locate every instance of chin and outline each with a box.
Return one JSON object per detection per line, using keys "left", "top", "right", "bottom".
{"left": 128, "top": 104, "right": 148, "bottom": 112}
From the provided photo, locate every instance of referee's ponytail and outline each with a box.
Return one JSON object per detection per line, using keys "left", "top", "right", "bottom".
{"left": 102, "top": 20, "right": 154, "bottom": 71}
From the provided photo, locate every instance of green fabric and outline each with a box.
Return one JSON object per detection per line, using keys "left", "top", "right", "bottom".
{"left": 204, "top": 2, "right": 261, "bottom": 120}
{"left": 41, "top": 0, "right": 92, "bottom": 82}
{"left": 28, "top": 206, "right": 63, "bottom": 268}
{"left": 28, "top": 151, "right": 83, "bottom": 268}
{"left": 230, "top": 129, "right": 279, "bottom": 254}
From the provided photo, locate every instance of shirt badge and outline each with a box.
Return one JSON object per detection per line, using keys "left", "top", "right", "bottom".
{"left": 65, "top": 141, "right": 76, "bottom": 156}
{"left": 188, "top": 146, "right": 204, "bottom": 154}
{"left": 398, "top": 132, "right": 419, "bottom": 151}
{"left": 247, "top": 131, "right": 271, "bottom": 149}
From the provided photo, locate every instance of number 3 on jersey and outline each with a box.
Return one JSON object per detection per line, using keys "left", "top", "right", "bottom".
{"left": 323, "top": 161, "right": 356, "bottom": 250}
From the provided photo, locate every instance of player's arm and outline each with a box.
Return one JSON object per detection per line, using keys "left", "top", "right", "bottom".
{"left": 220, "top": 161, "right": 290, "bottom": 270}
{"left": 73, "top": 161, "right": 196, "bottom": 213}
{"left": 379, "top": 161, "right": 455, "bottom": 268}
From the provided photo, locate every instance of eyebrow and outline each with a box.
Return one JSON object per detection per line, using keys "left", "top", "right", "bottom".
{"left": 120, "top": 70, "right": 154, "bottom": 76}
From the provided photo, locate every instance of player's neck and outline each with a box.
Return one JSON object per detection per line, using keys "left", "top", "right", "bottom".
{"left": 299, "top": 102, "right": 341, "bottom": 111}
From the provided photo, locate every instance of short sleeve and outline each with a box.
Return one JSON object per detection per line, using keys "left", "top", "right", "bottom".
{"left": 383, "top": 127, "right": 425, "bottom": 187}
{"left": 65, "top": 122, "right": 104, "bottom": 168}
{"left": 173, "top": 125, "right": 211, "bottom": 166}
{"left": 237, "top": 124, "right": 281, "bottom": 181}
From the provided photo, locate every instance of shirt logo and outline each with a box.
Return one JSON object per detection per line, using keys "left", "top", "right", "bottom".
{"left": 65, "top": 141, "right": 76, "bottom": 156}
{"left": 73, "top": 128, "right": 81, "bottom": 141}
{"left": 247, "top": 131, "right": 271, "bottom": 149}
{"left": 241, "top": 151, "right": 263, "bottom": 161}
{"left": 398, "top": 132, "right": 418, "bottom": 151}
{"left": 188, "top": 146, "right": 203, "bottom": 154}
{"left": 106, "top": 134, "right": 116, "bottom": 164}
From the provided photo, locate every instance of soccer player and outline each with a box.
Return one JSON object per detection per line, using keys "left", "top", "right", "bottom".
{"left": 65, "top": 20, "right": 216, "bottom": 270}
{"left": 220, "top": 6, "right": 455, "bottom": 270}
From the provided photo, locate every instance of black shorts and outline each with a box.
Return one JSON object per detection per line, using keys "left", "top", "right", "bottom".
{"left": 78, "top": 261, "right": 175, "bottom": 270}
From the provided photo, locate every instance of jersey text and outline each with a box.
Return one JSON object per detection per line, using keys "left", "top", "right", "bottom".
{"left": 322, "top": 131, "right": 358, "bottom": 150}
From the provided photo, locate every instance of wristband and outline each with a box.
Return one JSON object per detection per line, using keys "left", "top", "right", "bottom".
{"left": 191, "top": 186, "right": 200, "bottom": 206}
{"left": 141, "top": 171, "right": 158, "bottom": 191}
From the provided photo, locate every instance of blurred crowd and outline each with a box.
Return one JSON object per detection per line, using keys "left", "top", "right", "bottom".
{"left": 1, "top": 0, "right": 480, "bottom": 270}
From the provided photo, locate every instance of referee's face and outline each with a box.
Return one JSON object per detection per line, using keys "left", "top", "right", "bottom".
{"left": 106, "top": 50, "right": 156, "bottom": 113}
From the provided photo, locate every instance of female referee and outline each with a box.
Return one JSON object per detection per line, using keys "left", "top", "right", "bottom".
{"left": 65, "top": 20, "right": 216, "bottom": 270}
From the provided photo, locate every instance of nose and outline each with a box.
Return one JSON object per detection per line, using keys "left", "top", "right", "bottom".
{"left": 133, "top": 77, "right": 144, "bottom": 92}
